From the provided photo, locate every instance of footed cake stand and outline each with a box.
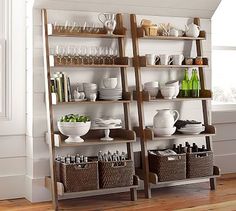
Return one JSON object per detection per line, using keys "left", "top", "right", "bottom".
{"left": 91, "top": 124, "right": 122, "bottom": 141}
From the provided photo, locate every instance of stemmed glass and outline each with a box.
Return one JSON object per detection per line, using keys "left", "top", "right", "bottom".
{"left": 90, "top": 46, "right": 97, "bottom": 65}
{"left": 112, "top": 49, "right": 118, "bottom": 65}
{"left": 75, "top": 47, "right": 82, "bottom": 64}
{"left": 81, "top": 46, "right": 87, "bottom": 64}
{"left": 55, "top": 45, "right": 64, "bottom": 64}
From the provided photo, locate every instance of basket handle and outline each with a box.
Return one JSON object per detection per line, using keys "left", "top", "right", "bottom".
{"left": 195, "top": 152, "right": 209, "bottom": 158}
{"left": 167, "top": 155, "right": 182, "bottom": 161}
{"left": 74, "top": 163, "right": 89, "bottom": 170}
{"left": 111, "top": 161, "right": 127, "bottom": 168}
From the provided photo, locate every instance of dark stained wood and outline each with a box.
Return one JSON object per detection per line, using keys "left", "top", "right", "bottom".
{"left": 116, "top": 13, "right": 137, "bottom": 201}
{"left": 137, "top": 27, "right": 206, "bottom": 40}
{"left": 45, "top": 175, "right": 139, "bottom": 196}
{"left": 133, "top": 125, "right": 216, "bottom": 140}
{"left": 138, "top": 56, "right": 209, "bottom": 67}
{"left": 0, "top": 174, "right": 235, "bottom": 211}
{"left": 194, "top": 17, "right": 216, "bottom": 189}
{"left": 130, "top": 14, "right": 151, "bottom": 199}
{"left": 133, "top": 90, "right": 212, "bottom": 102}
{"left": 46, "top": 129, "right": 136, "bottom": 147}
{"left": 41, "top": 9, "right": 59, "bottom": 210}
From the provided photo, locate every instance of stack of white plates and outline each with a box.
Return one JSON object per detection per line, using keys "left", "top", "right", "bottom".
{"left": 178, "top": 124, "right": 205, "bottom": 135}
{"left": 99, "top": 88, "right": 122, "bottom": 100}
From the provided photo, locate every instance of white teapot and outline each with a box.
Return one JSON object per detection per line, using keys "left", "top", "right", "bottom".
{"left": 153, "top": 109, "right": 179, "bottom": 128}
{"left": 185, "top": 23, "right": 200, "bottom": 38}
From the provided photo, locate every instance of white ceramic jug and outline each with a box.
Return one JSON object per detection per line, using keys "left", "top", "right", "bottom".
{"left": 153, "top": 109, "right": 179, "bottom": 128}
{"left": 185, "top": 23, "right": 200, "bottom": 38}
{"left": 98, "top": 13, "right": 116, "bottom": 35}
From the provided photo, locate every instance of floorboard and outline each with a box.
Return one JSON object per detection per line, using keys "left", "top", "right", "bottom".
{"left": 0, "top": 174, "right": 236, "bottom": 211}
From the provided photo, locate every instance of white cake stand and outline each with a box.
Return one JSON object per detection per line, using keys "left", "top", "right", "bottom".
{"left": 91, "top": 124, "right": 122, "bottom": 141}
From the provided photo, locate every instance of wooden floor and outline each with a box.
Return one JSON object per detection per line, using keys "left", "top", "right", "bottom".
{"left": 0, "top": 174, "right": 236, "bottom": 211}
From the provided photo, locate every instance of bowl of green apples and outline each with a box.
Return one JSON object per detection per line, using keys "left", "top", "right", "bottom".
{"left": 57, "top": 114, "right": 91, "bottom": 143}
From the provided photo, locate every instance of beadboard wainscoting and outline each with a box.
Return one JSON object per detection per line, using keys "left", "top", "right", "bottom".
{"left": 0, "top": 0, "right": 26, "bottom": 200}
{"left": 212, "top": 110, "right": 236, "bottom": 173}
{"left": 25, "top": 5, "right": 214, "bottom": 202}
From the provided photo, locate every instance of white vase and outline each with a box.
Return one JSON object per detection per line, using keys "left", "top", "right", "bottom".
{"left": 153, "top": 109, "right": 179, "bottom": 128}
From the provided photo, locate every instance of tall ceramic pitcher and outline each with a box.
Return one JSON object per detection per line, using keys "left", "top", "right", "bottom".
{"left": 98, "top": 13, "right": 116, "bottom": 35}
{"left": 153, "top": 109, "right": 179, "bottom": 128}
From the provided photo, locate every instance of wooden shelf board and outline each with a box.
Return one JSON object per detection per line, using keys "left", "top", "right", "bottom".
{"left": 133, "top": 90, "right": 212, "bottom": 102}
{"left": 147, "top": 97, "right": 211, "bottom": 102}
{"left": 144, "top": 64, "right": 208, "bottom": 68}
{"left": 140, "top": 35, "right": 206, "bottom": 40}
{"left": 51, "top": 64, "right": 129, "bottom": 68}
{"left": 134, "top": 125, "right": 216, "bottom": 140}
{"left": 46, "top": 129, "right": 136, "bottom": 147}
{"left": 53, "top": 99, "right": 131, "bottom": 105}
{"left": 45, "top": 175, "right": 139, "bottom": 196}
{"left": 47, "top": 24, "right": 126, "bottom": 38}
{"left": 136, "top": 166, "right": 220, "bottom": 187}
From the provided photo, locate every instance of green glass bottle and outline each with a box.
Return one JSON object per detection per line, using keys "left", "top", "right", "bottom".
{"left": 181, "top": 69, "right": 190, "bottom": 97}
{"left": 192, "top": 69, "right": 200, "bottom": 97}
{"left": 189, "top": 69, "right": 194, "bottom": 97}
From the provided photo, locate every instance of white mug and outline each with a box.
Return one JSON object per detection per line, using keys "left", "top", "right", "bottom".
{"left": 146, "top": 54, "right": 160, "bottom": 65}
{"left": 172, "top": 55, "right": 184, "bottom": 65}
{"left": 159, "top": 54, "right": 173, "bottom": 65}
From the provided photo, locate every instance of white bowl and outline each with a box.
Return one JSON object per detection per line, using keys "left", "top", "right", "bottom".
{"left": 153, "top": 127, "right": 176, "bottom": 136}
{"left": 160, "top": 86, "right": 176, "bottom": 99}
{"left": 58, "top": 121, "right": 91, "bottom": 143}
{"left": 165, "top": 84, "right": 180, "bottom": 98}
{"left": 144, "top": 81, "right": 159, "bottom": 88}
{"left": 144, "top": 87, "right": 159, "bottom": 97}
{"left": 103, "top": 78, "right": 118, "bottom": 89}
{"left": 165, "top": 80, "right": 179, "bottom": 87}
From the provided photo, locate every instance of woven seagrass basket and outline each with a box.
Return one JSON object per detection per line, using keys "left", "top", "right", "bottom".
{"left": 149, "top": 151, "right": 186, "bottom": 182}
{"left": 99, "top": 160, "right": 134, "bottom": 188}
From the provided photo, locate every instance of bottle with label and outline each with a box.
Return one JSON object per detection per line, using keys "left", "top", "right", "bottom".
{"left": 192, "top": 69, "right": 200, "bottom": 97}
{"left": 180, "top": 69, "right": 190, "bottom": 97}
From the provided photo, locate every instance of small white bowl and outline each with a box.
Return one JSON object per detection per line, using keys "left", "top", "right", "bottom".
{"left": 58, "top": 121, "right": 91, "bottom": 143}
{"left": 144, "top": 87, "right": 159, "bottom": 97}
{"left": 103, "top": 78, "right": 118, "bottom": 89}
{"left": 144, "top": 81, "right": 159, "bottom": 88}
{"left": 165, "top": 84, "right": 180, "bottom": 98}
{"left": 153, "top": 127, "right": 176, "bottom": 136}
{"left": 165, "top": 80, "right": 179, "bottom": 87}
{"left": 160, "top": 86, "right": 176, "bottom": 99}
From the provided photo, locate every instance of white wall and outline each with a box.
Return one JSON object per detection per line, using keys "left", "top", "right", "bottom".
{"left": 0, "top": 0, "right": 26, "bottom": 200}
{"left": 25, "top": 5, "right": 213, "bottom": 202}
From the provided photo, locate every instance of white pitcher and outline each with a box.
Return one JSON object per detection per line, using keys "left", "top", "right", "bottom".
{"left": 98, "top": 13, "right": 116, "bottom": 35}
{"left": 153, "top": 109, "right": 179, "bottom": 128}
{"left": 185, "top": 23, "right": 200, "bottom": 38}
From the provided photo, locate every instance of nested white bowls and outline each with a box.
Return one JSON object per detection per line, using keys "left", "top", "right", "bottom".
{"left": 144, "top": 81, "right": 159, "bottom": 98}
{"left": 153, "top": 126, "right": 176, "bottom": 137}
{"left": 57, "top": 121, "right": 91, "bottom": 143}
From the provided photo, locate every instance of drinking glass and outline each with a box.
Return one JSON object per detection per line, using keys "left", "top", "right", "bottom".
{"left": 90, "top": 46, "right": 97, "bottom": 64}
{"left": 81, "top": 46, "right": 88, "bottom": 64}
{"left": 76, "top": 47, "right": 82, "bottom": 64}
{"left": 56, "top": 45, "right": 64, "bottom": 64}
{"left": 112, "top": 49, "right": 118, "bottom": 64}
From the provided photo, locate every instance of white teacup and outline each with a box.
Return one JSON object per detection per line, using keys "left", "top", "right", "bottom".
{"left": 172, "top": 55, "right": 184, "bottom": 65}
{"left": 159, "top": 54, "right": 173, "bottom": 65}
{"left": 160, "top": 86, "right": 176, "bottom": 99}
{"left": 146, "top": 54, "right": 160, "bottom": 65}
{"left": 103, "top": 78, "right": 118, "bottom": 89}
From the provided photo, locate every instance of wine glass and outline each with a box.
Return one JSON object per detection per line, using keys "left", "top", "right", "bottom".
{"left": 90, "top": 46, "right": 97, "bottom": 64}
{"left": 56, "top": 45, "right": 64, "bottom": 64}
{"left": 112, "top": 49, "right": 118, "bottom": 64}
{"left": 81, "top": 46, "right": 87, "bottom": 64}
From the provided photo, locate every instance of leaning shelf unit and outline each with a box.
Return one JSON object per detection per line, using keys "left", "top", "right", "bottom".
{"left": 42, "top": 9, "right": 138, "bottom": 210}
{"left": 130, "top": 14, "right": 220, "bottom": 198}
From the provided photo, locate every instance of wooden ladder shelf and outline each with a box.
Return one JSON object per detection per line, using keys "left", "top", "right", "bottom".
{"left": 130, "top": 14, "right": 220, "bottom": 199}
{"left": 42, "top": 9, "right": 138, "bottom": 210}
